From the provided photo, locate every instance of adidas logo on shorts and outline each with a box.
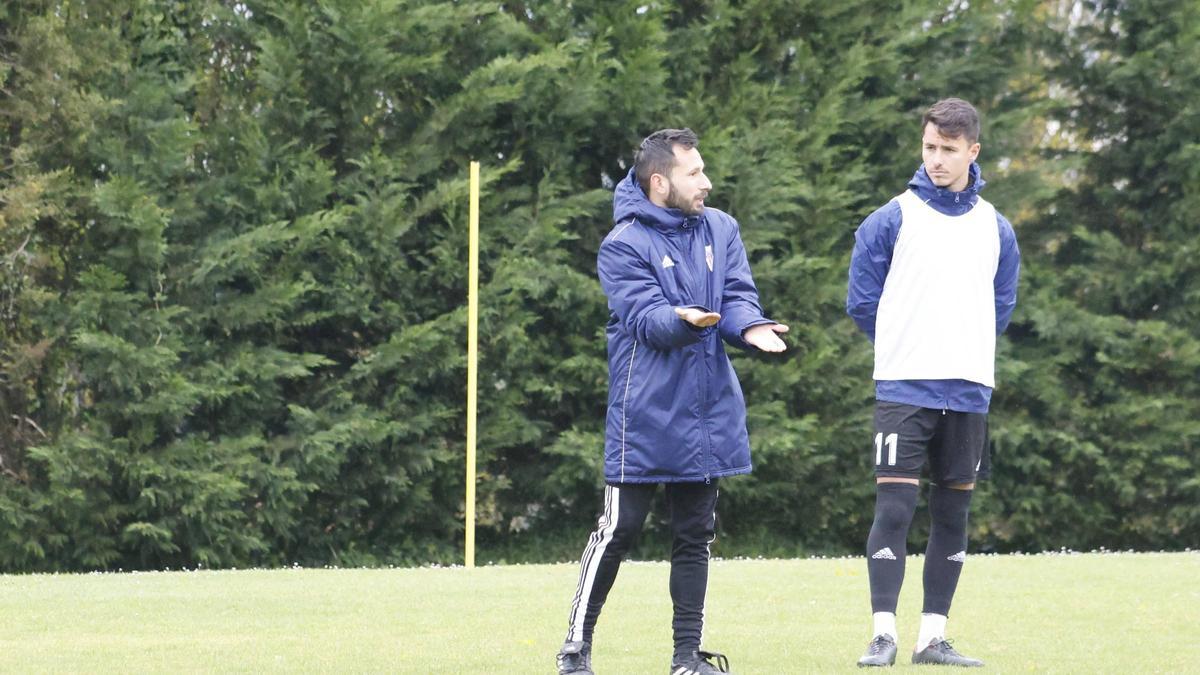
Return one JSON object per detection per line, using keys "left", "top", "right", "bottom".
{"left": 947, "top": 550, "right": 967, "bottom": 563}
{"left": 871, "top": 547, "right": 897, "bottom": 560}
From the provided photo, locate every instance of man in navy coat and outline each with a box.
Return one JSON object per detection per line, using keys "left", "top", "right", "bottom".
{"left": 556, "top": 128, "right": 787, "bottom": 675}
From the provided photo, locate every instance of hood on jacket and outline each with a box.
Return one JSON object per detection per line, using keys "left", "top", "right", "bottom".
{"left": 907, "top": 162, "right": 986, "bottom": 217}
{"left": 613, "top": 167, "right": 703, "bottom": 232}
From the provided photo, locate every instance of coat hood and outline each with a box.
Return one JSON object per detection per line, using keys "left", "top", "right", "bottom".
{"left": 907, "top": 162, "right": 987, "bottom": 216}
{"left": 612, "top": 167, "right": 703, "bottom": 233}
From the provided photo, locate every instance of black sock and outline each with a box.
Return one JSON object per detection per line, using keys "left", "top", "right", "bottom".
{"left": 866, "top": 482, "right": 920, "bottom": 614}
{"left": 922, "top": 485, "right": 973, "bottom": 615}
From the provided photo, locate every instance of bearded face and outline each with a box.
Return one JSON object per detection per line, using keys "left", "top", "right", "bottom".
{"left": 662, "top": 146, "right": 711, "bottom": 216}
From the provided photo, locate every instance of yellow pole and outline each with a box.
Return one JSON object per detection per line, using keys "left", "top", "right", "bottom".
{"left": 465, "top": 161, "right": 480, "bottom": 569}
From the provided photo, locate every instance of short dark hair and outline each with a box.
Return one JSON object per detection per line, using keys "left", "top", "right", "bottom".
{"left": 634, "top": 128, "right": 699, "bottom": 194}
{"left": 922, "top": 98, "right": 980, "bottom": 144}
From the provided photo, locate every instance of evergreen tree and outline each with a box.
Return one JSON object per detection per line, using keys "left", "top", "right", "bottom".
{"left": 992, "top": 0, "right": 1200, "bottom": 550}
{"left": 0, "top": 0, "right": 1193, "bottom": 570}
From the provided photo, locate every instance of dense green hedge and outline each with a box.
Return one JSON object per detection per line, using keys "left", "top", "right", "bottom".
{"left": 0, "top": 0, "right": 1196, "bottom": 571}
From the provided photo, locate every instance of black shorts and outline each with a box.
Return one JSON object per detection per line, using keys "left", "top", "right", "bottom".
{"left": 871, "top": 401, "right": 990, "bottom": 485}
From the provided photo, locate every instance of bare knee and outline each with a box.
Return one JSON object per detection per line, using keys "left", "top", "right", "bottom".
{"left": 876, "top": 476, "right": 920, "bottom": 486}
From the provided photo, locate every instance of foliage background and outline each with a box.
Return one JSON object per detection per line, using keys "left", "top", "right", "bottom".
{"left": 0, "top": 0, "right": 1196, "bottom": 570}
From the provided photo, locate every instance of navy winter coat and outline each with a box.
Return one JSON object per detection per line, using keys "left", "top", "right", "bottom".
{"left": 598, "top": 169, "right": 774, "bottom": 484}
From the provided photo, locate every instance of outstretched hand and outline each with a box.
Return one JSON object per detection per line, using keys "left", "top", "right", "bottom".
{"left": 674, "top": 306, "right": 721, "bottom": 328}
{"left": 744, "top": 323, "right": 789, "bottom": 352}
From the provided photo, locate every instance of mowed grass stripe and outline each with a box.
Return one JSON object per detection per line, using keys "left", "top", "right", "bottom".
{"left": 0, "top": 553, "right": 1194, "bottom": 673}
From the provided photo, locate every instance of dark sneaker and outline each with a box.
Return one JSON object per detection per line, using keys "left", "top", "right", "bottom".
{"left": 557, "top": 641, "right": 594, "bottom": 675}
{"left": 670, "top": 650, "right": 732, "bottom": 674}
{"left": 857, "top": 634, "right": 898, "bottom": 667}
{"left": 912, "top": 639, "right": 983, "bottom": 667}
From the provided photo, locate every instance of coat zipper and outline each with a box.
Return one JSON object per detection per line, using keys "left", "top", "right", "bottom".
{"left": 679, "top": 222, "right": 714, "bottom": 481}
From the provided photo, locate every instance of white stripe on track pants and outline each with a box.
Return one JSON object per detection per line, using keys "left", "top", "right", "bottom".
{"left": 564, "top": 480, "right": 719, "bottom": 657}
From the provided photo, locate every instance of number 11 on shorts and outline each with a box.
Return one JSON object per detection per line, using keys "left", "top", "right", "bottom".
{"left": 875, "top": 432, "right": 898, "bottom": 466}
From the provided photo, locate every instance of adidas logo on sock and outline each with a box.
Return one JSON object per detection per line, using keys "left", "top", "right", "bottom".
{"left": 947, "top": 550, "right": 967, "bottom": 563}
{"left": 871, "top": 547, "right": 897, "bottom": 560}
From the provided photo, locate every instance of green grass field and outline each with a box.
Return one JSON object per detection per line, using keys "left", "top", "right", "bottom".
{"left": 0, "top": 552, "right": 1195, "bottom": 673}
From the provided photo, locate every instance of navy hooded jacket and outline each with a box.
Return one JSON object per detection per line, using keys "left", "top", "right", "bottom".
{"left": 598, "top": 169, "right": 774, "bottom": 483}
{"left": 846, "top": 163, "right": 1020, "bottom": 413}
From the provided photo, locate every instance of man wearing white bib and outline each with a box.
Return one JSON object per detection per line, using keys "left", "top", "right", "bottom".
{"left": 846, "top": 98, "right": 1021, "bottom": 668}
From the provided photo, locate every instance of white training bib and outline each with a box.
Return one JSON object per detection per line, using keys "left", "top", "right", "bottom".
{"left": 873, "top": 190, "right": 1000, "bottom": 387}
